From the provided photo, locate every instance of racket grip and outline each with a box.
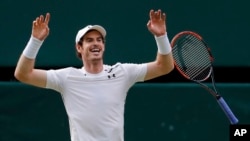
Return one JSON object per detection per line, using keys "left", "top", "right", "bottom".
{"left": 217, "top": 97, "right": 239, "bottom": 124}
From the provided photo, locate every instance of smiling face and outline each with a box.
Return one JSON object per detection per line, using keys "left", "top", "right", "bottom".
{"left": 76, "top": 30, "right": 105, "bottom": 64}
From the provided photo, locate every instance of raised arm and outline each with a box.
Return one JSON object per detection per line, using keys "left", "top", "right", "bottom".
{"left": 14, "top": 13, "right": 50, "bottom": 88}
{"left": 144, "top": 9, "right": 174, "bottom": 81}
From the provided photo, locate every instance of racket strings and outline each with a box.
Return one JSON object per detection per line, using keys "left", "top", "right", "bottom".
{"left": 172, "top": 34, "right": 212, "bottom": 81}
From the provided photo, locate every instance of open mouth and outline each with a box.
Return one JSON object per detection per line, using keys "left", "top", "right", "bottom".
{"left": 89, "top": 48, "right": 101, "bottom": 55}
{"left": 90, "top": 48, "right": 101, "bottom": 53}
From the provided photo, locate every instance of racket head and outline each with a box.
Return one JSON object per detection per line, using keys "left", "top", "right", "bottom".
{"left": 171, "top": 31, "right": 214, "bottom": 82}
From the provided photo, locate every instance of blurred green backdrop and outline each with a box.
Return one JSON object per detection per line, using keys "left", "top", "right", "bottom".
{"left": 0, "top": 0, "right": 249, "bottom": 67}
{"left": 0, "top": 83, "right": 249, "bottom": 141}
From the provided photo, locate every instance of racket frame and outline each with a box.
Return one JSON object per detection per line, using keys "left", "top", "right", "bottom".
{"left": 171, "top": 31, "right": 239, "bottom": 124}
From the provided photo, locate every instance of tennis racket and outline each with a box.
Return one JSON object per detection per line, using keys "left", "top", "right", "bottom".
{"left": 170, "top": 31, "right": 239, "bottom": 124}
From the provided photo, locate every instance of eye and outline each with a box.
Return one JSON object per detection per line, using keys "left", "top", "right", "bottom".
{"left": 97, "top": 38, "right": 103, "bottom": 42}
{"left": 86, "top": 38, "right": 93, "bottom": 42}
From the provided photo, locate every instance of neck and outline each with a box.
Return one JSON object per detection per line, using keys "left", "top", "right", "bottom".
{"left": 83, "top": 60, "right": 104, "bottom": 74}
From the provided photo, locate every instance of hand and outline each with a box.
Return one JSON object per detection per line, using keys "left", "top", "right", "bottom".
{"left": 147, "top": 9, "right": 166, "bottom": 37}
{"left": 32, "top": 13, "right": 50, "bottom": 41}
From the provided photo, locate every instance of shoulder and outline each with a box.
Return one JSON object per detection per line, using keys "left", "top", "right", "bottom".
{"left": 48, "top": 66, "right": 77, "bottom": 72}
{"left": 116, "top": 62, "right": 147, "bottom": 70}
{"left": 106, "top": 62, "right": 146, "bottom": 68}
{"left": 103, "top": 62, "right": 133, "bottom": 72}
{"left": 105, "top": 62, "right": 147, "bottom": 74}
{"left": 47, "top": 67, "right": 81, "bottom": 75}
{"left": 107, "top": 62, "right": 147, "bottom": 82}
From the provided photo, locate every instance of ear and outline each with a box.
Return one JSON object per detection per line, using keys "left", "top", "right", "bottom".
{"left": 76, "top": 44, "right": 82, "bottom": 53}
{"left": 103, "top": 45, "right": 105, "bottom": 52}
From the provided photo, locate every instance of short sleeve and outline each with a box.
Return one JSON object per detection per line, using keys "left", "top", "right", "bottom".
{"left": 121, "top": 63, "right": 147, "bottom": 83}
{"left": 46, "top": 67, "right": 72, "bottom": 93}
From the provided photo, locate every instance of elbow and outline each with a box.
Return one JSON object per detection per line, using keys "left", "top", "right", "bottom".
{"left": 14, "top": 70, "right": 23, "bottom": 82}
{"left": 157, "top": 53, "right": 175, "bottom": 75}
{"left": 163, "top": 62, "right": 174, "bottom": 75}
{"left": 158, "top": 58, "right": 175, "bottom": 75}
{"left": 169, "top": 62, "right": 175, "bottom": 72}
{"left": 14, "top": 69, "right": 29, "bottom": 83}
{"left": 154, "top": 61, "right": 174, "bottom": 76}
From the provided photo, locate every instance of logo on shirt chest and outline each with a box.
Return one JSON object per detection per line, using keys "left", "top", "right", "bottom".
{"left": 105, "top": 64, "right": 119, "bottom": 79}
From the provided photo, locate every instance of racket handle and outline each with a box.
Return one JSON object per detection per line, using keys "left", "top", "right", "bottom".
{"left": 217, "top": 97, "right": 239, "bottom": 124}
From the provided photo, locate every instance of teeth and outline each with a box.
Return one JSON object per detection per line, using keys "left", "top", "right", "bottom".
{"left": 91, "top": 48, "right": 100, "bottom": 52}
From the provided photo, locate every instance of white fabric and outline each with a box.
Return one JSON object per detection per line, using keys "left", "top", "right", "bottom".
{"left": 46, "top": 63, "right": 147, "bottom": 141}
{"left": 154, "top": 34, "right": 172, "bottom": 55}
{"left": 23, "top": 36, "right": 43, "bottom": 59}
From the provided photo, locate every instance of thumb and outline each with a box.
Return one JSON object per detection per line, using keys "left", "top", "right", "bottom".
{"left": 147, "top": 20, "right": 151, "bottom": 28}
{"left": 147, "top": 20, "right": 154, "bottom": 34}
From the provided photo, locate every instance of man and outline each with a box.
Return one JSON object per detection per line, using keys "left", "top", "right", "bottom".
{"left": 15, "top": 9, "right": 174, "bottom": 141}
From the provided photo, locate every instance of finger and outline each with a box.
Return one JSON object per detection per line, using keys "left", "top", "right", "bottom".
{"left": 38, "top": 16, "right": 41, "bottom": 24}
{"left": 147, "top": 20, "right": 151, "bottom": 28}
{"left": 44, "top": 13, "right": 50, "bottom": 25}
{"left": 40, "top": 15, "right": 44, "bottom": 23}
{"left": 152, "top": 9, "right": 160, "bottom": 20}
{"left": 152, "top": 11, "right": 158, "bottom": 19}
{"left": 32, "top": 20, "right": 36, "bottom": 27}
{"left": 161, "top": 12, "right": 166, "bottom": 21}
{"left": 149, "top": 9, "right": 154, "bottom": 20}
{"left": 156, "top": 9, "right": 161, "bottom": 20}
{"left": 35, "top": 17, "right": 39, "bottom": 25}
{"left": 153, "top": 11, "right": 157, "bottom": 19}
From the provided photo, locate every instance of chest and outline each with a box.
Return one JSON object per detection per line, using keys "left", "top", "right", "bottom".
{"left": 62, "top": 68, "right": 129, "bottom": 106}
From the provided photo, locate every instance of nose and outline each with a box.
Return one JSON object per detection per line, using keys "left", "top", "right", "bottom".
{"left": 93, "top": 40, "right": 99, "bottom": 45}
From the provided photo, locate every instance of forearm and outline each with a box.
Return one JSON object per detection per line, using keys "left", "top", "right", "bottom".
{"left": 155, "top": 33, "right": 174, "bottom": 73}
{"left": 15, "top": 54, "right": 47, "bottom": 88}
{"left": 14, "top": 36, "right": 44, "bottom": 84}
{"left": 144, "top": 34, "right": 174, "bottom": 81}
{"left": 155, "top": 52, "right": 174, "bottom": 74}
{"left": 15, "top": 55, "right": 35, "bottom": 80}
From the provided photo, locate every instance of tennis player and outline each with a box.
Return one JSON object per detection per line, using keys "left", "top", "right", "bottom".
{"left": 14, "top": 9, "right": 174, "bottom": 141}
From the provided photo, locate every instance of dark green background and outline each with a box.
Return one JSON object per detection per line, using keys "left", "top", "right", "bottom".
{"left": 0, "top": 0, "right": 249, "bottom": 67}
{"left": 0, "top": 82, "right": 249, "bottom": 141}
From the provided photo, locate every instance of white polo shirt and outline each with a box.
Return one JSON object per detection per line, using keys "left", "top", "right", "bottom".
{"left": 46, "top": 63, "right": 147, "bottom": 141}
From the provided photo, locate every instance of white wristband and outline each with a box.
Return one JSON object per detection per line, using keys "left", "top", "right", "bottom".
{"left": 22, "top": 36, "right": 43, "bottom": 59}
{"left": 154, "top": 34, "right": 172, "bottom": 55}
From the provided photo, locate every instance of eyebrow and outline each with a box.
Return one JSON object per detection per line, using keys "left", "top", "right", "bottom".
{"left": 84, "top": 36, "right": 103, "bottom": 41}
